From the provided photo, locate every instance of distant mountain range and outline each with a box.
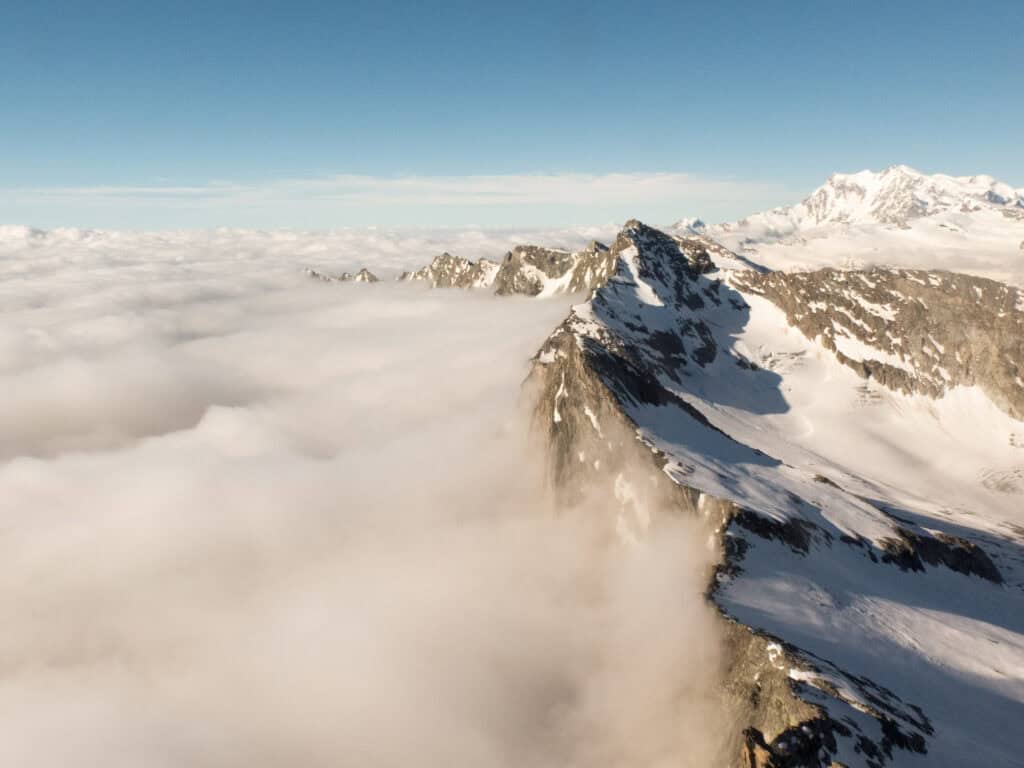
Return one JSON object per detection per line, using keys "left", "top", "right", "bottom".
{"left": 678, "top": 166, "right": 1024, "bottom": 285}
{"left": 710, "top": 165, "right": 1022, "bottom": 232}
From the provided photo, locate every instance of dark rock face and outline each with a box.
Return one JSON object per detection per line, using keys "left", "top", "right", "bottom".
{"left": 397, "top": 252, "right": 500, "bottom": 288}
{"left": 732, "top": 508, "right": 814, "bottom": 555}
{"left": 733, "top": 267, "right": 1024, "bottom": 419}
{"left": 678, "top": 231, "right": 768, "bottom": 273}
{"left": 879, "top": 527, "right": 1003, "bottom": 583}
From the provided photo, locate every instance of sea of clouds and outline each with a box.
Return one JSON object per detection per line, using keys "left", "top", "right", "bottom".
{"left": 0, "top": 230, "right": 728, "bottom": 767}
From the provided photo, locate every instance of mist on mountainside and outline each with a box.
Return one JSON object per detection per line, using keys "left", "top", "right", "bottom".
{"left": 0, "top": 251, "right": 729, "bottom": 767}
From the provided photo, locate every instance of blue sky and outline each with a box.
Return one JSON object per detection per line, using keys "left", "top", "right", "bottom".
{"left": 3, "top": 0, "right": 1022, "bottom": 229}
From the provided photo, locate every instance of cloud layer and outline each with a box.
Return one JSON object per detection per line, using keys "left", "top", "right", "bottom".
{"left": 0, "top": 171, "right": 791, "bottom": 229}
{"left": 0, "top": 239, "right": 728, "bottom": 766}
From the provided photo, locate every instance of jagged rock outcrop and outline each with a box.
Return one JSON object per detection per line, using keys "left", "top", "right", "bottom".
{"left": 732, "top": 267, "right": 1024, "bottom": 419}
{"left": 304, "top": 267, "right": 380, "bottom": 283}
{"left": 395, "top": 227, "right": 762, "bottom": 299}
{"left": 397, "top": 252, "right": 500, "bottom": 289}
{"left": 493, "top": 240, "right": 614, "bottom": 296}
{"left": 348, "top": 267, "right": 380, "bottom": 283}
{"left": 395, "top": 241, "right": 617, "bottom": 297}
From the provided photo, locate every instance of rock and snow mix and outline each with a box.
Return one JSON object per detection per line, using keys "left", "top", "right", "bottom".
{"left": 528, "top": 219, "right": 1024, "bottom": 767}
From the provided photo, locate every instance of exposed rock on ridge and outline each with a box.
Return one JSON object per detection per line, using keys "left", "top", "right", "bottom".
{"left": 397, "top": 241, "right": 619, "bottom": 296}
{"left": 493, "top": 240, "right": 615, "bottom": 296}
{"left": 393, "top": 226, "right": 764, "bottom": 298}
{"left": 304, "top": 267, "right": 380, "bottom": 283}
{"left": 732, "top": 267, "right": 1024, "bottom": 419}
{"left": 397, "top": 252, "right": 501, "bottom": 289}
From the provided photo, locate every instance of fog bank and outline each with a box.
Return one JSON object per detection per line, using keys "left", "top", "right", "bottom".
{"left": 0, "top": 246, "right": 727, "bottom": 766}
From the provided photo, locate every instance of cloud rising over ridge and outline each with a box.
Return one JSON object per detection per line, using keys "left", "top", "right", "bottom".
{"left": 0, "top": 239, "right": 729, "bottom": 766}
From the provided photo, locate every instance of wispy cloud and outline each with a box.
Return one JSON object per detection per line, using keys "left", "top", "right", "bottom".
{"left": 1, "top": 172, "right": 794, "bottom": 229}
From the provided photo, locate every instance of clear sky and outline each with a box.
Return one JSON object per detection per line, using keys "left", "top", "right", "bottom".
{"left": 3, "top": 0, "right": 1022, "bottom": 229}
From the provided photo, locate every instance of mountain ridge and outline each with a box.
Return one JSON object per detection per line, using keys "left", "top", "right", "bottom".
{"left": 524, "top": 218, "right": 1024, "bottom": 766}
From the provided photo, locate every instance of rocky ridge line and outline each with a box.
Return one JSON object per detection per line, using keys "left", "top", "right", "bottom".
{"left": 397, "top": 252, "right": 501, "bottom": 289}
{"left": 304, "top": 267, "right": 380, "bottom": 283}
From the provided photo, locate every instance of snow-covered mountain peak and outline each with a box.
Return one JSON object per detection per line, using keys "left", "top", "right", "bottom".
{"left": 701, "top": 166, "right": 1024, "bottom": 285}
{"left": 799, "top": 164, "right": 1023, "bottom": 228}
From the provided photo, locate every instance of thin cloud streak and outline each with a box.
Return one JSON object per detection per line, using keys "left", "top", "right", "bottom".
{"left": 0, "top": 172, "right": 795, "bottom": 229}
